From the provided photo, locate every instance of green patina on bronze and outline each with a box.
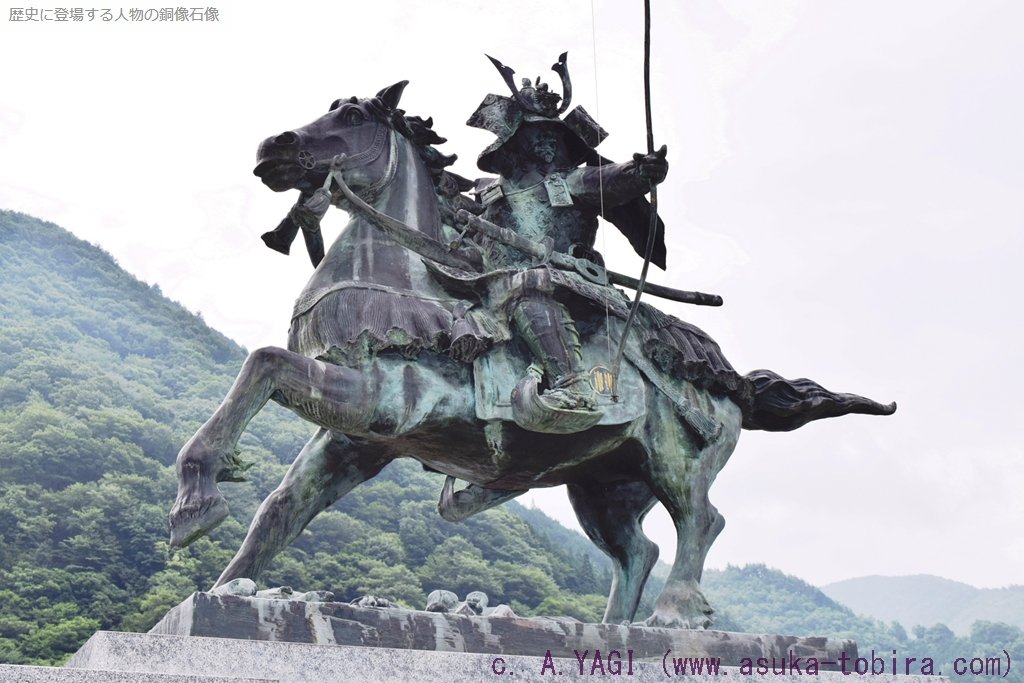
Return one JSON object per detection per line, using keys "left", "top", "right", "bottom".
{"left": 168, "top": 57, "right": 895, "bottom": 629}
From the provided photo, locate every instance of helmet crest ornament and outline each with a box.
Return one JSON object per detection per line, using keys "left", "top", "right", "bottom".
{"left": 468, "top": 52, "right": 604, "bottom": 174}
{"left": 486, "top": 52, "right": 572, "bottom": 117}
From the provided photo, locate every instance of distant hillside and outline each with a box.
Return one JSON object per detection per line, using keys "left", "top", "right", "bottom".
{"left": 0, "top": 210, "right": 619, "bottom": 664}
{"left": 703, "top": 564, "right": 899, "bottom": 644}
{"left": 706, "top": 565, "right": 1023, "bottom": 683}
{"left": 822, "top": 575, "right": 1024, "bottom": 634}
{"left": 2, "top": 210, "right": 1019, "bottom": 682}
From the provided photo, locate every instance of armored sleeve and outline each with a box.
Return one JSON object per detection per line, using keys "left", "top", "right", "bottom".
{"left": 565, "top": 161, "right": 652, "bottom": 209}
{"left": 564, "top": 161, "right": 666, "bottom": 269}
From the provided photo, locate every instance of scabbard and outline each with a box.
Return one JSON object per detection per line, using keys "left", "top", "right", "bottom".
{"left": 607, "top": 272, "right": 722, "bottom": 307}
{"left": 455, "top": 210, "right": 723, "bottom": 307}
{"left": 457, "top": 211, "right": 552, "bottom": 262}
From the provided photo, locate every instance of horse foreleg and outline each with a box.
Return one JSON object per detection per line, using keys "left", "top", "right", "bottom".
{"left": 170, "top": 346, "right": 374, "bottom": 549}
{"left": 567, "top": 478, "right": 660, "bottom": 625}
{"left": 215, "top": 429, "right": 390, "bottom": 587}
{"left": 642, "top": 399, "right": 741, "bottom": 629}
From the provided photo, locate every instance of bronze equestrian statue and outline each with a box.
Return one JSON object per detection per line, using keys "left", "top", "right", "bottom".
{"left": 169, "top": 56, "right": 894, "bottom": 628}
{"left": 463, "top": 57, "right": 667, "bottom": 431}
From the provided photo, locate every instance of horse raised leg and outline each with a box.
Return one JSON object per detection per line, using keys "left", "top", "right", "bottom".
{"left": 215, "top": 428, "right": 391, "bottom": 587}
{"left": 437, "top": 477, "right": 526, "bottom": 522}
{"left": 567, "top": 477, "right": 660, "bottom": 624}
{"left": 169, "top": 346, "right": 378, "bottom": 549}
{"left": 640, "top": 395, "right": 742, "bottom": 628}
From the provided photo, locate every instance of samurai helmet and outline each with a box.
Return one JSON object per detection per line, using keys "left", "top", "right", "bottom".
{"left": 468, "top": 52, "right": 608, "bottom": 174}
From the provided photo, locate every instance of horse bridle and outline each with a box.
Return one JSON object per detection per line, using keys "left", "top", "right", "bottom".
{"left": 264, "top": 119, "right": 398, "bottom": 268}
{"left": 321, "top": 122, "right": 398, "bottom": 207}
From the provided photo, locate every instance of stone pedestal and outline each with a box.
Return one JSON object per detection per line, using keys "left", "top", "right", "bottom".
{"left": 59, "top": 593, "right": 941, "bottom": 682}
{"left": 149, "top": 592, "right": 855, "bottom": 667}
{"left": 1, "top": 661, "right": 272, "bottom": 682}
{"left": 67, "top": 630, "right": 940, "bottom": 683}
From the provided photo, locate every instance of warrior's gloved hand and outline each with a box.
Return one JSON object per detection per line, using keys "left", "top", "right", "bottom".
{"left": 632, "top": 144, "right": 669, "bottom": 185}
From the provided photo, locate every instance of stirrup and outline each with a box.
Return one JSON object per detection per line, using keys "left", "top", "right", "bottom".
{"left": 510, "top": 370, "right": 602, "bottom": 434}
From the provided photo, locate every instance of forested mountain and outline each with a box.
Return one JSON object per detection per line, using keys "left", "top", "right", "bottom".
{"left": 0, "top": 210, "right": 628, "bottom": 665}
{"left": 0, "top": 210, "right": 1018, "bottom": 681}
{"left": 822, "top": 575, "right": 1024, "bottom": 635}
{"left": 704, "top": 565, "right": 1022, "bottom": 683}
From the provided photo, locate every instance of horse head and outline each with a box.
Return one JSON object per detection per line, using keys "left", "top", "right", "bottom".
{"left": 253, "top": 81, "right": 409, "bottom": 198}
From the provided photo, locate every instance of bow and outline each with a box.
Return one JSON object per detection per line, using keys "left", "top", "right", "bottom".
{"left": 612, "top": 0, "right": 661, "bottom": 378}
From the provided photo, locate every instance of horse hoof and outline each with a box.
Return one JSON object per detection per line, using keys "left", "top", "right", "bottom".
{"left": 169, "top": 494, "right": 229, "bottom": 549}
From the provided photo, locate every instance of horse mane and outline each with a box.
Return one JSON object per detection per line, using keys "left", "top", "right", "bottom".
{"left": 373, "top": 104, "right": 483, "bottom": 224}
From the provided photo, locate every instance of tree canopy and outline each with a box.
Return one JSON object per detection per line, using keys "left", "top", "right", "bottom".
{"left": 0, "top": 210, "right": 1016, "bottom": 680}
{"left": 0, "top": 211, "right": 616, "bottom": 664}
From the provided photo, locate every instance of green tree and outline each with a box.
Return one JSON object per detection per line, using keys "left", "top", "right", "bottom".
{"left": 20, "top": 616, "right": 100, "bottom": 665}
{"left": 419, "top": 536, "right": 504, "bottom": 598}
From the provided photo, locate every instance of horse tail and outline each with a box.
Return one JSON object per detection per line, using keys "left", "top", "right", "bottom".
{"left": 740, "top": 369, "right": 896, "bottom": 432}
{"left": 628, "top": 304, "right": 896, "bottom": 433}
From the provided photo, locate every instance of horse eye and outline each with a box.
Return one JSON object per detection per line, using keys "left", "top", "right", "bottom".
{"left": 344, "top": 108, "right": 365, "bottom": 126}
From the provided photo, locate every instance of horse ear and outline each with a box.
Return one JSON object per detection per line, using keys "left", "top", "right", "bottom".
{"left": 375, "top": 81, "right": 409, "bottom": 111}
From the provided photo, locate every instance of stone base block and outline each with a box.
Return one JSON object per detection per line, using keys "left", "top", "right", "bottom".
{"left": 150, "top": 592, "right": 855, "bottom": 668}
{"left": 0, "top": 662, "right": 272, "bottom": 682}
{"left": 68, "top": 631, "right": 941, "bottom": 683}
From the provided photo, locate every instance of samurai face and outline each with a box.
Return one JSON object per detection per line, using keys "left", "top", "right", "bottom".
{"left": 488, "top": 121, "right": 589, "bottom": 177}
{"left": 522, "top": 126, "right": 561, "bottom": 166}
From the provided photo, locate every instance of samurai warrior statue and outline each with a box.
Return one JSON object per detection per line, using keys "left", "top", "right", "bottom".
{"left": 464, "top": 53, "right": 668, "bottom": 432}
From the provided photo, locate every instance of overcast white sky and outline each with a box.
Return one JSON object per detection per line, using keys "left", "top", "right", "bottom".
{"left": 2, "top": 1, "right": 1021, "bottom": 590}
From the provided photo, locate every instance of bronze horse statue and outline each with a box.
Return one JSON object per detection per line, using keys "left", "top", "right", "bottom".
{"left": 168, "top": 81, "right": 894, "bottom": 628}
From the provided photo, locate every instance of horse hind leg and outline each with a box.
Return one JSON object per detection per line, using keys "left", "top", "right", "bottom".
{"left": 641, "top": 398, "right": 741, "bottom": 629}
{"left": 643, "top": 494, "right": 724, "bottom": 629}
{"left": 215, "top": 429, "right": 390, "bottom": 588}
{"left": 567, "top": 478, "right": 660, "bottom": 625}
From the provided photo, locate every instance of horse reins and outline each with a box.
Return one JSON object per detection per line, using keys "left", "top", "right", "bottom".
{"left": 322, "top": 123, "right": 399, "bottom": 207}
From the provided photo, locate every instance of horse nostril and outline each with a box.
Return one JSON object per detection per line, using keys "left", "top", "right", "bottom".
{"left": 274, "top": 131, "right": 297, "bottom": 145}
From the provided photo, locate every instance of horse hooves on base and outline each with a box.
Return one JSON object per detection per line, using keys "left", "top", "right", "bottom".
{"left": 169, "top": 494, "right": 229, "bottom": 549}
